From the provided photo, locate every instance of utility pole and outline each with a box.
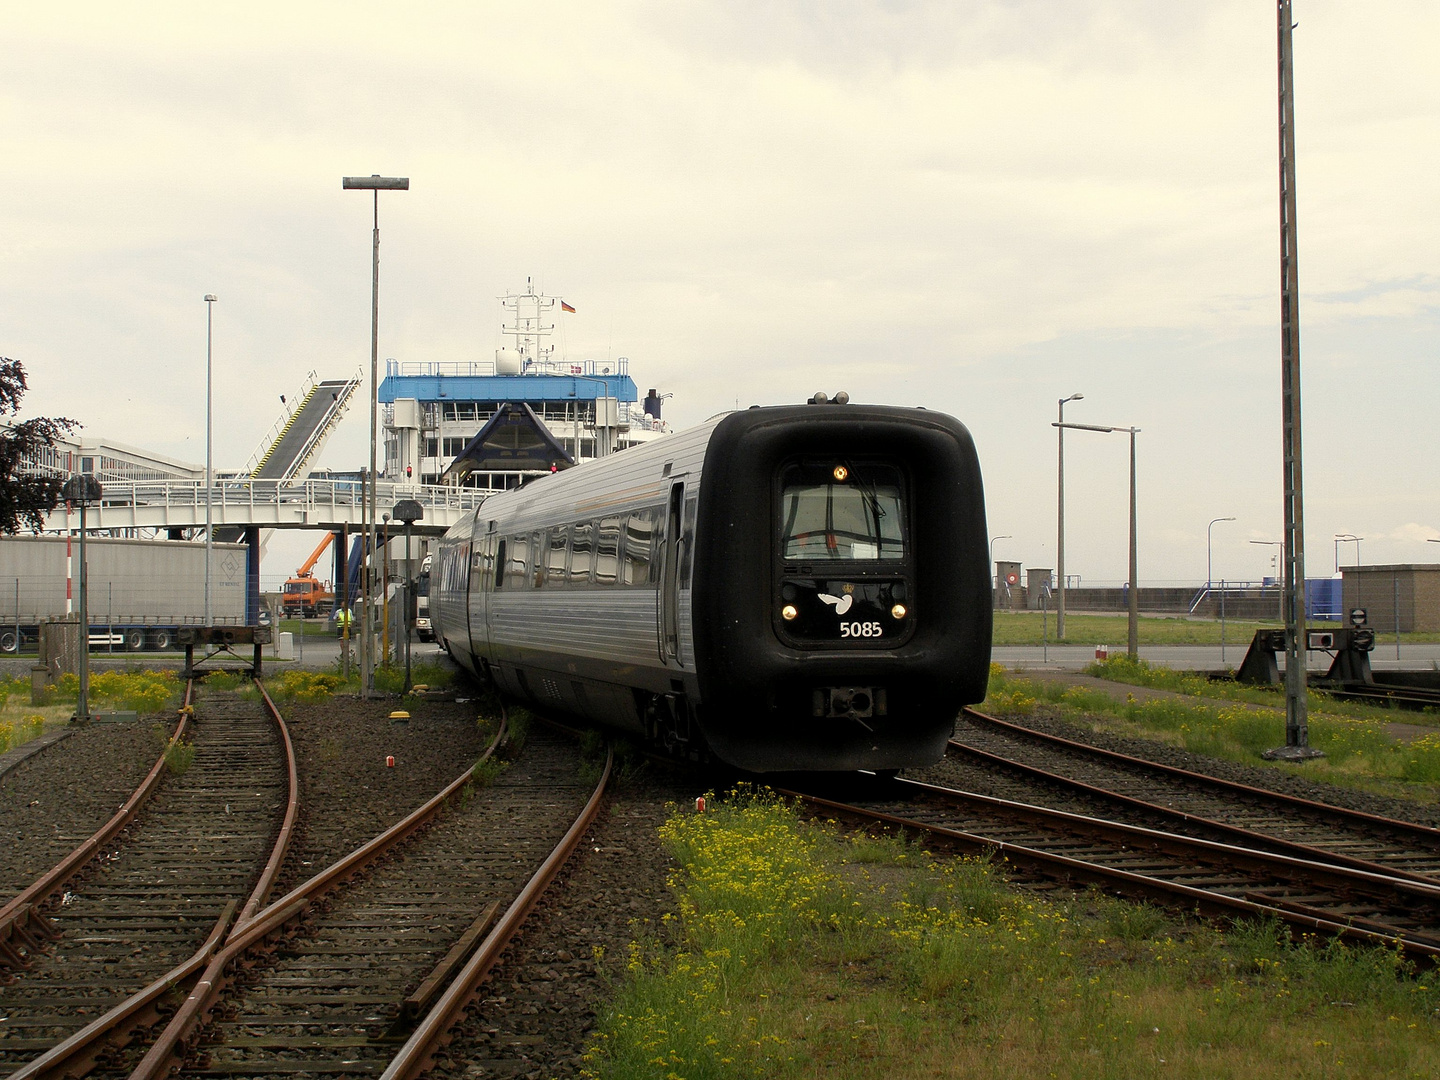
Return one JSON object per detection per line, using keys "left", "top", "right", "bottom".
{"left": 1267, "top": 0, "right": 1320, "bottom": 761}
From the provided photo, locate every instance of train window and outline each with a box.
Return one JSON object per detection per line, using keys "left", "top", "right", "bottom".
{"left": 570, "top": 521, "right": 595, "bottom": 584}
{"left": 530, "top": 530, "right": 544, "bottom": 586}
{"left": 678, "top": 495, "right": 698, "bottom": 583}
{"left": 547, "top": 527, "right": 570, "bottom": 587}
{"left": 494, "top": 540, "right": 506, "bottom": 589}
{"left": 504, "top": 535, "right": 529, "bottom": 587}
{"left": 779, "top": 463, "right": 906, "bottom": 561}
{"left": 623, "top": 510, "right": 655, "bottom": 585}
{"left": 596, "top": 517, "right": 621, "bottom": 585}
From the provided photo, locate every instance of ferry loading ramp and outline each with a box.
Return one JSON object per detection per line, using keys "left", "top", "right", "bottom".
{"left": 246, "top": 371, "right": 362, "bottom": 483}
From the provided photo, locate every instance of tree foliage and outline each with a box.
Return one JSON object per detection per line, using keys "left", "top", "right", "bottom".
{"left": 0, "top": 357, "right": 77, "bottom": 534}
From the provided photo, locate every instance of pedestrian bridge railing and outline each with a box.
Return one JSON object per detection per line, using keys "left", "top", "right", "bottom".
{"left": 42, "top": 478, "right": 489, "bottom": 533}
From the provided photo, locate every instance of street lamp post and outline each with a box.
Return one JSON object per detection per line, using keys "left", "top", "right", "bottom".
{"left": 1207, "top": 517, "right": 1236, "bottom": 592}
{"left": 394, "top": 500, "right": 423, "bottom": 692}
{"left": 1334, "top": 534, "right": 1362, "bottom": 572}
{"left": 62, "top": 475, "right": 102, "bottom": 723}
{"left": 1056, "top": 393, "right": 1083, "bottom": 638}
{"left": 1335, "top": 534, "right": 1362, "bottom": 612}
{"left": 1053, "top": 421, "right": 1139, "bottom": 659}
{"left": 1250, "top": 540, "right": 1284, "bottom": 621}
{"left": 343, "top": 173, "right": 409, "bottom": 698}
{"left": 203, "top": 294, "right": 217, "bottom": 625}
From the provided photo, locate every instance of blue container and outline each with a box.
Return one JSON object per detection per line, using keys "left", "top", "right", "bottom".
{"left": 1307, "top": 578, "right": 1342, "bottom": 621}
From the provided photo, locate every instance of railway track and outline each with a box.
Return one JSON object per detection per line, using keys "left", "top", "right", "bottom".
{"left": 785, "top": 716, "right": 1440, "bottom": 958}
{"left": 1, "top": 680, "right": 297, "bottom": 1078}
{"left": 949, "top": 709, "right": 1440, "bottom": 881}
{"left": 115, "top": 722, "right": 608, "bottom": 1080}
{"left": 2, "top": 712, "right": 611, "bottom": 1080}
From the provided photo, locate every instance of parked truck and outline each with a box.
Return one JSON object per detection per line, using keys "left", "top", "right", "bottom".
{"left": 0, "top": 535, "right": 248, "bottom": 652}
{"left": 282, "top": 533, "right": 335, "bottom": 618}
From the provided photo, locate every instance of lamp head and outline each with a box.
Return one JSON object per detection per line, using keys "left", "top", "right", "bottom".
{"left": 204, "top": 294, "right": 217, "bottom": 302}
{"left": 393, "top": 499, "right": 424, "bottom": 525}
{"left": 343, "top": 175, "right": 410, "bottom": 190}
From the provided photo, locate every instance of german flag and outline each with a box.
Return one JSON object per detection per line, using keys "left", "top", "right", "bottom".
{"left": 561, "top": 300, "right": 576, "bottom": 313}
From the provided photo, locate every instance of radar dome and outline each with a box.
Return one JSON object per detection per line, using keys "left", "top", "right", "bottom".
{"left": 495, "top": 348, "right": 522, "bottom": 375}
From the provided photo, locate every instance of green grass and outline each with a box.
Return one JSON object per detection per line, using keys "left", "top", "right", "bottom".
{"left": 277, "top": 617, "right": 343, "bottom": 639}
{"left": 373, "top": 658, "right": 454, "bottom": 695}
{"left": 584, "top": 790, "right": 1440, "bottom": 1079}
{"left": 984, "top": 662, "right": 1440, "bottom": 798}
{"left": 0, "top": 711, "right": 47, "bottom": 754}
{"left": 993, "top": 611, "right": 1440, "bottom": 647}
{"left": 1085, "top": 654, "right": 1440, "bottom": 725}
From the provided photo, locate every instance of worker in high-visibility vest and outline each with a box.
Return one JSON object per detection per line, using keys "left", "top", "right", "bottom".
{"left": 336, "top": 605, "right": 354, "bottom": 639}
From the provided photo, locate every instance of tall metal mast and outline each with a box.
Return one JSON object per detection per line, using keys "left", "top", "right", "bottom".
{"left": 1268, "top": 0, "right": 1320, "bottom": 761}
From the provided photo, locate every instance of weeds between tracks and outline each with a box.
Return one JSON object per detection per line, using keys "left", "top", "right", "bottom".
{"left": 584, "top": 788, "right": 1440, "bottom": 1080}
{"left": 2, "top": 669, "right": 182, "bottom": 753}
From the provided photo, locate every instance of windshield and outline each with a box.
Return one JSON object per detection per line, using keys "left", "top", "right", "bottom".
{"left": 779, "top": 463, "right": 905, "bottom": 561}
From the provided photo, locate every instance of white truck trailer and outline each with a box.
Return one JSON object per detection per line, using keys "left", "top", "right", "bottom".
{"left": 0, "top": 535, "right": 248, "bottom": 652}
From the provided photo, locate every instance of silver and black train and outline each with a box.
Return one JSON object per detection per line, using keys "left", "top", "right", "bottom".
{"left": 432, "top": 399, "right": 991, "bottom": 772}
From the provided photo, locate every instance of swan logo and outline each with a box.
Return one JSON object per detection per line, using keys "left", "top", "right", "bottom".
{"left": 818, "top": 593, "right": 854, "bottom": 616}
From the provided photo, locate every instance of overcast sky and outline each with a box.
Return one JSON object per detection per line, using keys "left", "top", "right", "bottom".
{"left": 4, "top": 1, "right": 1437, "bottom": 589}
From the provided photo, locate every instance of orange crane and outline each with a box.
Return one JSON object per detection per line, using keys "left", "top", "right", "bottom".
{"left": 282, "top": 533, "right": 336, "bottom": 617}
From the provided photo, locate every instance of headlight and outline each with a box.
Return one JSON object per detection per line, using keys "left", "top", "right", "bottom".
{"left": 891, "top": 604, "right": 907, "bottom": 619}
{"left": 782, "top": 604, "right": 799, "bottom": 621}
{"left": 833, "top": 465, "right": 848, "bottom": 482}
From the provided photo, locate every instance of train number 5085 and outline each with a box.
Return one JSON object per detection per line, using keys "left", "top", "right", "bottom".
{"left": 840, "top": 621, "right": 883, "bottom": 638}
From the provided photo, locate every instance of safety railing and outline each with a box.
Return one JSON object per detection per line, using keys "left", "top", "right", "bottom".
{"left": 46, "top": 477, "right": 489, "bottom": 522}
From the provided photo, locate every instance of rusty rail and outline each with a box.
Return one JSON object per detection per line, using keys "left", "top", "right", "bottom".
{"left": 6, "top": 677, "right": 300, "bottom": 1080}
{"left": 7, "top": 904, "right": 236, "bottom": 1080}
{"left": 947, "top": 739, "right": 1440, "bottom": 886}
{"left": 0, "top": 681, "right": 195, "bottom": 970}
{"left": 127, "top": 716, "right": 510, "bottom": 1080}
{"left": 379, "top": 745, "right": 613, "bottom": 1080}
{"left": 233, "top": 678, "right": 300, "bottom": 932}
{"left": 962, "top": 708, "right": 1440, "bottom": 845}
{"left": 786, "top": 783, "right": 1440, "bottom": 961}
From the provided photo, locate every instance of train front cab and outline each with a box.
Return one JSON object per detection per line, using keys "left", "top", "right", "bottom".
{"left": 692, "top": 405, "right": 991, "bottom": 773}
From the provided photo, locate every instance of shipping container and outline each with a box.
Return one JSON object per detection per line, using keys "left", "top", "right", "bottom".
{"left": 0, "top": 535, "right": 248, "bottom": 652}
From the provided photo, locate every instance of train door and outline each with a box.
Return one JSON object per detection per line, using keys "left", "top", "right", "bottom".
{"left": 468, "top": 528, "right": 495, "bottom": 656}
{"left": 659, "top": 481, "right": 685, "bottom": 664}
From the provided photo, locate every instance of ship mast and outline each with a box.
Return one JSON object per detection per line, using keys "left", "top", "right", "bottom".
{"left": 499, "top": 277, "right": 556, "bottom": 371}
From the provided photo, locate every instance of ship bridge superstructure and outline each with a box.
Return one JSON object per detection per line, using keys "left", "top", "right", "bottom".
{"left": 379, "top": 281, "right": 668, "bottom": 489}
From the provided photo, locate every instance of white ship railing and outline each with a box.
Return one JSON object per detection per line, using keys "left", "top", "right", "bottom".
{"left": 386, "top": 356, "right": 631, "bottom": 379}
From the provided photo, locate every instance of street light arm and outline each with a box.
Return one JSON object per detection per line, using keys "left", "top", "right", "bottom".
{"left": 1206, "top": 516, "right": 1236, "bottom": 590}
{"left": 1053, "top": 422, "right": 1142, "bottom": 435}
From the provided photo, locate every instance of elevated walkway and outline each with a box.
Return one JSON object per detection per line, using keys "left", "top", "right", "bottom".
{"left": 39, "top": 477, "right": 485, "bottom": 534}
